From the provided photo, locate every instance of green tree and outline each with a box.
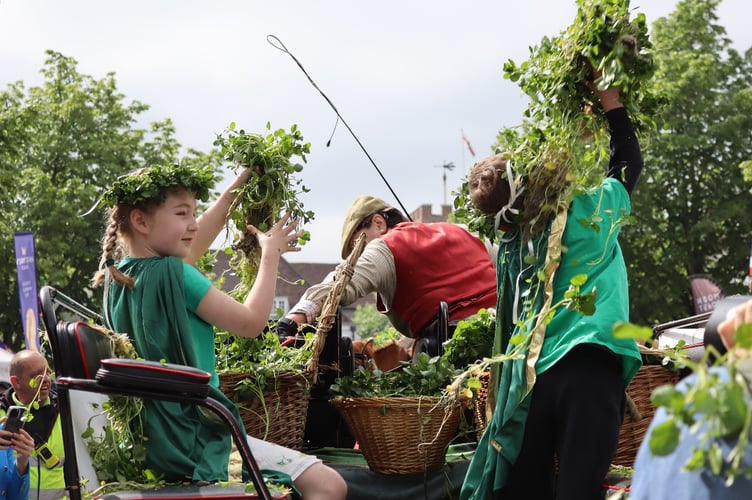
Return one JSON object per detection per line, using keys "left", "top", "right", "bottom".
{"left": 0, "top": 51, "right": 221, "bottom": 349}
{"left": 622, "top": 0, "right": 752, "bottom": 325}
{"left": 351, "top": 302, "right": 392, "bottom": 339}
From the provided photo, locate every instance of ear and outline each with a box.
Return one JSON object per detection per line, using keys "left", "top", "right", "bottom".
{"left": 129, "top": 208, "right": 151, "bottom": 235}
{"left": 9, "top": 375, "right": 19, "bottom": 389}
{"left": 373, "top": 214, "right": 387, "bottom": 234}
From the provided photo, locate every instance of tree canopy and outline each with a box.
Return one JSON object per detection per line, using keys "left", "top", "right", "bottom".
{"left": 621, "top": 0, "right": 752, "bottom": 325}
{"left": 0, "top": 51, "right": 222, "bottom": 349}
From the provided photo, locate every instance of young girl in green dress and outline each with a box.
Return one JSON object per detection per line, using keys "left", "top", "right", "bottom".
{"left": 91, "top": 164, "right": 347, "bottom": 500}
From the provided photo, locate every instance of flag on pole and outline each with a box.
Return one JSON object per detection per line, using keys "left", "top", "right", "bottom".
{"left": 461, "top": 130, "right": 476, "bottom": 157}
{"left": 14, "top": 232, "right": 40, "bottom": 351}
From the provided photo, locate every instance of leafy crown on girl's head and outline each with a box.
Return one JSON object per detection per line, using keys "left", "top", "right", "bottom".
{"left": 101, "top": 162, "right": 218, "bottom": 207}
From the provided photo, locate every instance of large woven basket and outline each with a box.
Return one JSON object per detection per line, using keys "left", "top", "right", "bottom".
{"left": 218, "top": 371, "right": 311, "bottom": 450}
{"left": 331, "top": 396, "right": 461, "bottom": 474}
{"left": 612, "top": 363, "right": 680, "bottom": 467}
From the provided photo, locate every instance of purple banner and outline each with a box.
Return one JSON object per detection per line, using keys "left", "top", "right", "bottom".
{"left": 14, "top": 232, "right": 40, "bottom": 351}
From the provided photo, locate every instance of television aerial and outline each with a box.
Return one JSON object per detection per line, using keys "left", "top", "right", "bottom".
{"left": 434, "top": 162, "right": 455, "bottom": 204}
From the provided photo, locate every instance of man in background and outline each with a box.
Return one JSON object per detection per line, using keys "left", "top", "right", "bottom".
{"left": 0, "top": 350, "right": 66, "bottom": 500}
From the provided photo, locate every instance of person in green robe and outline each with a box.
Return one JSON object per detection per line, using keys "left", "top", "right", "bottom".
{"left": 460, "top": 81, "right": 643, "bottom": 499}
{"left": 91, "top": 164, "right": 347, "bottom": 500}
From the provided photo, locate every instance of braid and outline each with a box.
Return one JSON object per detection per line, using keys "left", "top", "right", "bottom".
{"left": 91, "top": 206, "right": 135, "bottom": 288}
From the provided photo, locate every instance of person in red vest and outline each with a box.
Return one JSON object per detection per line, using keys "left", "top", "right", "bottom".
{"left": 282, "top": 195, "right": 497, "bottom": 342}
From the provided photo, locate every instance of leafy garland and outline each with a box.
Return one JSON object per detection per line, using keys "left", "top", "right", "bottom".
{"left": 99, "top": 163, "right": 217, "bottom": 207}
{"left": 452, "top": 0, "right": 662, "bottom": 242}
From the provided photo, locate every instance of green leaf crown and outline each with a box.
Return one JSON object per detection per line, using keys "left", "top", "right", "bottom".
{"left": 101, "top": 163, "right": 218, "bottom": 207}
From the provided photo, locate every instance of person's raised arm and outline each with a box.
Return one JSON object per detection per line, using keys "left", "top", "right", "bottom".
{"left": 185, "top": 168, "right": 252, "bottom": 265}
{"left": 596, "top": 86, "right": 644, "bottom": 195}
{"left": 195, "top": 212, "right": 302, "bottom": 337}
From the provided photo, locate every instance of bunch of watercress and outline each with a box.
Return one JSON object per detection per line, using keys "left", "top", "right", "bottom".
{"left": 329, "top": 353, "right": 461, "bottom": 399}
{"left": 453, "top": 0, "right": 661, "bottom": 241}
{"left": 214, "top": 122, "right": 314, "bottom": 285}
{"left": 216, "top": 329, "right": 314, "bottom": 391}
{"left": 443, "top": 308, "right": 495, "bottom": 370}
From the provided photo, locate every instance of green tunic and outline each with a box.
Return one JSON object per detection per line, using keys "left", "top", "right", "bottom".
{"left": 108, "top": 256, "right": 245, "bottom": 482}
{"left": 461, "top": 178, "right": 642, "bottom": 499}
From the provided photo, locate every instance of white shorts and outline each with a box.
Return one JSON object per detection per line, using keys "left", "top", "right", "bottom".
{"left": 245, "top": 435, "right": 321, "bottom": 480}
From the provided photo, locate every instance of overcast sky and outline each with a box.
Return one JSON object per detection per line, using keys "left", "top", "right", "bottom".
{"left": 2, "top": 0, "right": 750, "bottom": 264}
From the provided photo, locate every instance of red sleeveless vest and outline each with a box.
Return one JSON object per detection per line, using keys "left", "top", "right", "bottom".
{"left": 382, "top": 222, "right": 496, "bottom": 335}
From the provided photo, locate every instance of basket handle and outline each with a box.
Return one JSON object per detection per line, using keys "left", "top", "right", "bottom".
{"left": 306, "top": 233, "right": 368, "bottom": 382}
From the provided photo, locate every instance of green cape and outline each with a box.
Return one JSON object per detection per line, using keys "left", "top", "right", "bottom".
{"left": 109, "top": 256, "right": 245, "bottom": 482}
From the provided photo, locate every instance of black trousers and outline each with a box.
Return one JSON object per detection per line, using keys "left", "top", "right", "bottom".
{"left": 496, "top": 344, "right": 626, "bottom": 500}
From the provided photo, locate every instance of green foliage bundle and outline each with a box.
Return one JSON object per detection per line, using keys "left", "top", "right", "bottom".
{"left": 443, "top": 308, "right": 495, "bottom": 369}
{"left": 453, "top": 0, "right": 660, "bottom": 241}
{"left": 82, "top": 398, "right": 158, "bottom": 488}
{"left": 214, "top": 122, "right": 314, "bottom": 286}
{"left": 212, "top": 123, "right": 317, "bottom": 413}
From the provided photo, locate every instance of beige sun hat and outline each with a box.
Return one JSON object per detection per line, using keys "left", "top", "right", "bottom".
{"left": 340, "top": 195, "right": 392, "bottom": 259}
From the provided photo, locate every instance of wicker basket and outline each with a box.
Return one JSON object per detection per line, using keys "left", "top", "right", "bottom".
{"left": 474, "top": 371, "right": 492, "bottom": 437}
{"left": 218, "top": 371, "right": 311, "bottom": 450}
{"left": 331, "top": 396, "right": 462, "bottom": 474}
{"left": 612, "top": 364, "right": 680, "bottom": 467}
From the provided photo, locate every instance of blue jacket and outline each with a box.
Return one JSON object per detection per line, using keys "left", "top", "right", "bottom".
{"left": 0, "top": 444, "right": 30, "bottom": 500}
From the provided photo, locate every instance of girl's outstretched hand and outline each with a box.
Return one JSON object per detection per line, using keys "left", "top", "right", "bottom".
{"left": 250, "top": 211, "right": 303, "bottom": 256}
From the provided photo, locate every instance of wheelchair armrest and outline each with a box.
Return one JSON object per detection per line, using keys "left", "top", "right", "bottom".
{"left": 95, "top": 358, "right": 211, "bottom": 398}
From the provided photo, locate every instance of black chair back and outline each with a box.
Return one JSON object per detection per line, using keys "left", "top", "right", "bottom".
{"left": 38, "top": 285, "right": 278, "bottom": 500}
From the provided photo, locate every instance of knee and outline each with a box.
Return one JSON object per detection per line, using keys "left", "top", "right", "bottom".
{"left": 294, "top": 463, "right": 347, "bottom": 500}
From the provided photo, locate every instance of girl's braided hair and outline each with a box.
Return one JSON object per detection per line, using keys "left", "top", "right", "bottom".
{"left": 91, "top": 204, "right": 136, "bottom": 288}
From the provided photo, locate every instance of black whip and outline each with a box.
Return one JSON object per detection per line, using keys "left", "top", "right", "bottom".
{"left": 266, "top": 34, "right": 412, "bottom": 221}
